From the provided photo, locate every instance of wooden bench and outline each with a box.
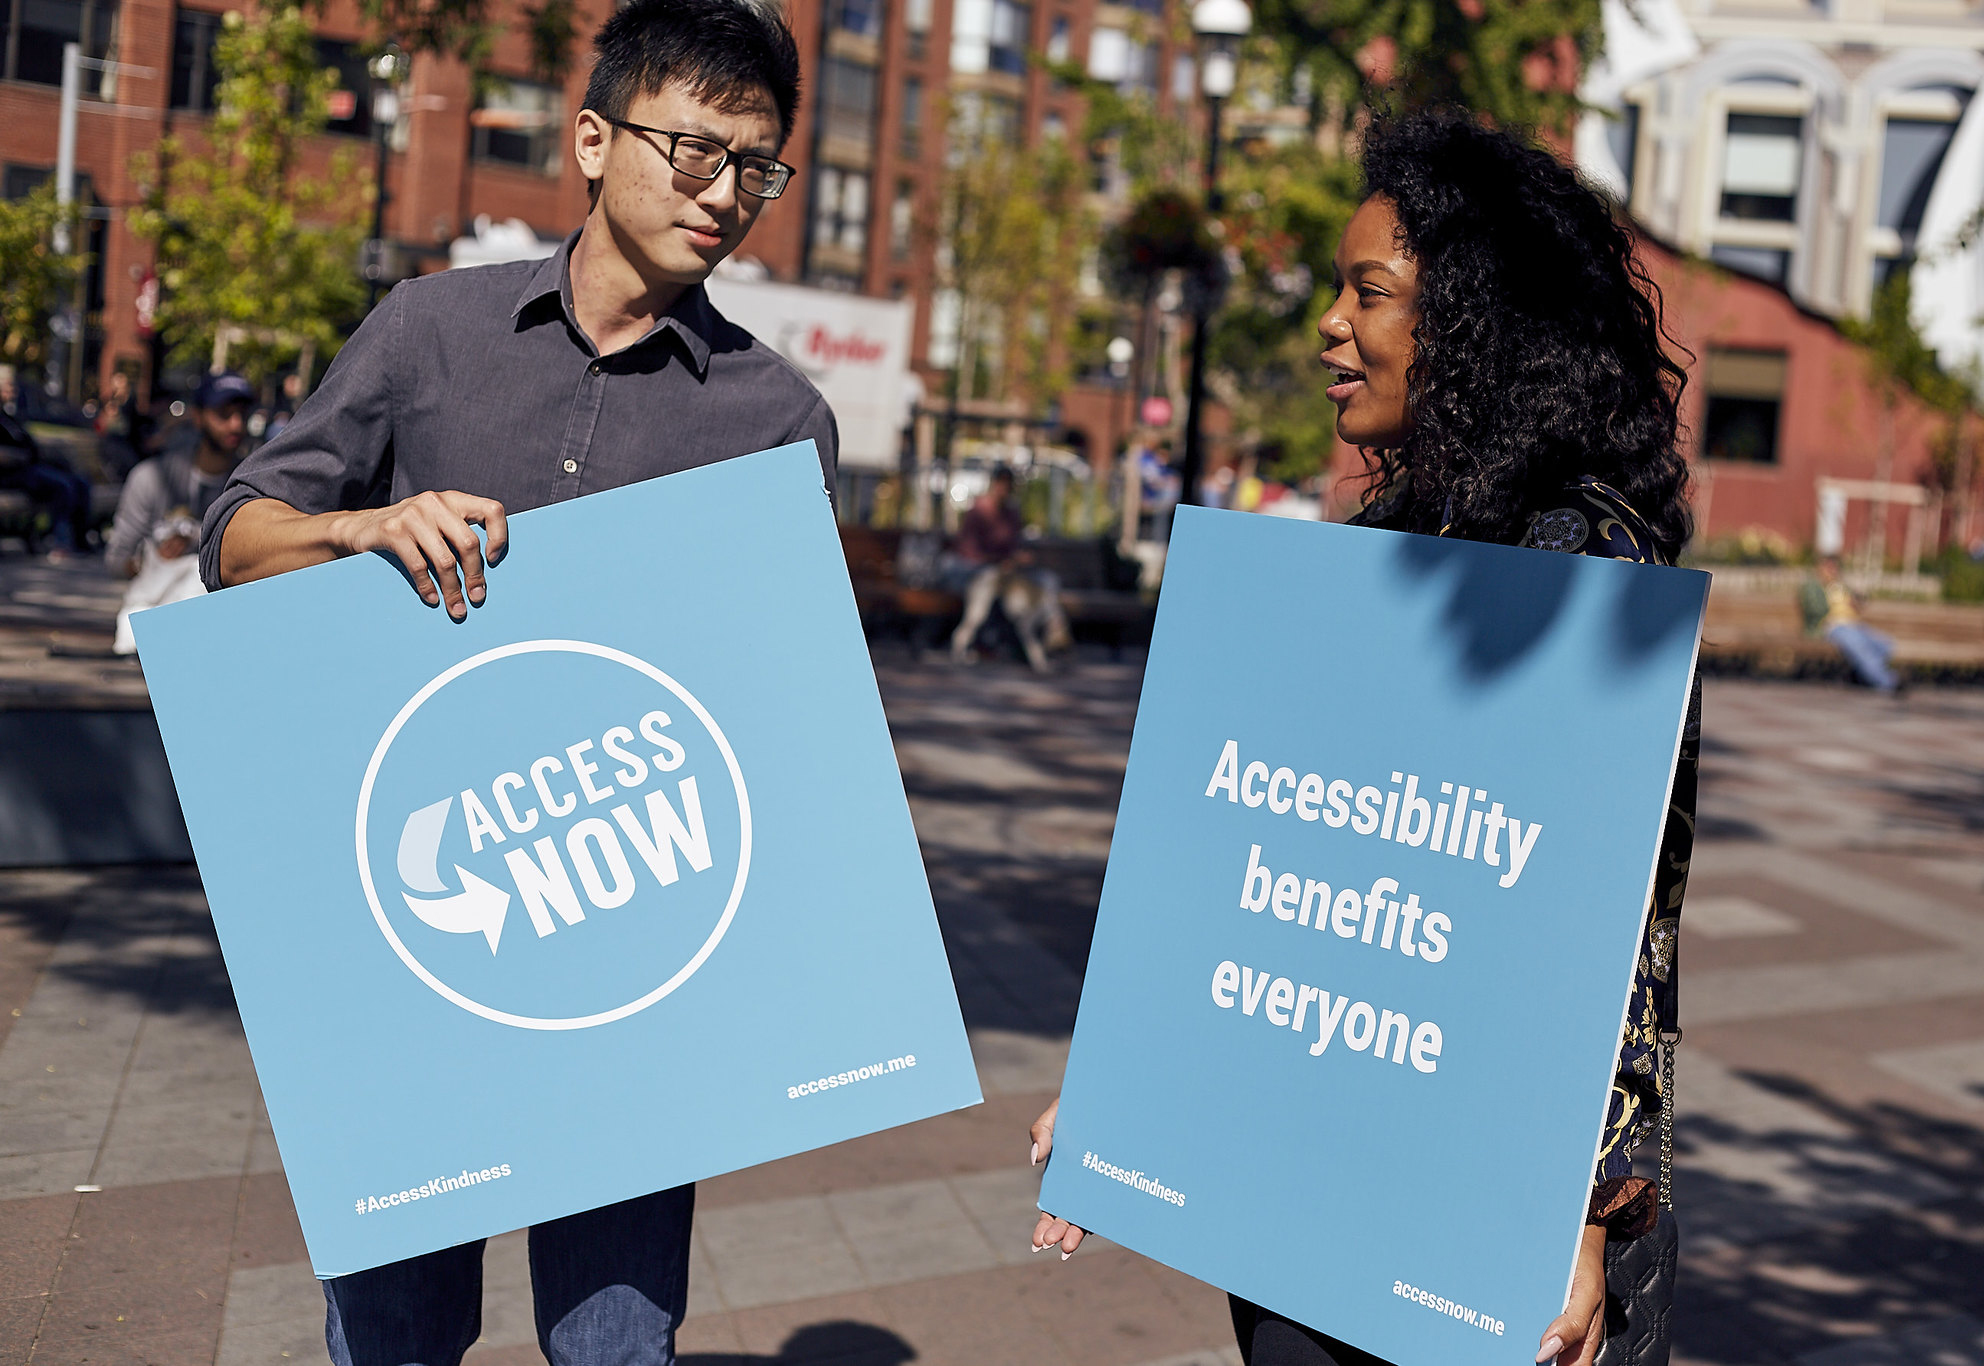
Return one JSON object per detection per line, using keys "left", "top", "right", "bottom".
{"left": 0, "top": 490, "right": 38, "bottom": 552}
{"left": 839, "top": 525, "right": 1155, "bottom": 653}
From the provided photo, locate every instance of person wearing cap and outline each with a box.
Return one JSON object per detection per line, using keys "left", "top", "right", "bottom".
{"left": 105, "top": 370, "right": 252, "bottom": 652}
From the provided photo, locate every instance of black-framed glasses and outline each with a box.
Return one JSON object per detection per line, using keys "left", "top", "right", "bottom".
{"left": 602, "top": 117, "right": 794, "bottom": 199}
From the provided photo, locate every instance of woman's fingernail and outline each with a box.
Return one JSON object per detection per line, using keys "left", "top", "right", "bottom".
{"left": 1060, "top": 1249, "right": 1072, "bottom": 1261}
{"left": 1030, "top": 1143, "right": 1039, "bottom": 1166}
{"left": 1536, "top": 1335, "right": 1564, "bottom": 1363}
{"left": 1031, "top": 1243, "right": 1047, "bottom": 1253}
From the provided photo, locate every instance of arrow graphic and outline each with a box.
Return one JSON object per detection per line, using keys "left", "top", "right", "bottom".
{"left": 403, "top": 866, "right": 512, "bottom": 954}
{"left": 397, "top": 796, "right": 454, "bottom": 894}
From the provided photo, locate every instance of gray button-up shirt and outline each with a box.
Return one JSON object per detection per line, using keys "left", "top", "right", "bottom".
{"left": 200, "top": 235, "right": 837, "bottom": 590}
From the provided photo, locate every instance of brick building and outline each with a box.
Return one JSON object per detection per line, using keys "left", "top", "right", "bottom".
{"left": 1568, "top": 0, "right": 1984, "bottom": 554}
{"left": 0, "top": 0, "right": 1189, "bottom": 478}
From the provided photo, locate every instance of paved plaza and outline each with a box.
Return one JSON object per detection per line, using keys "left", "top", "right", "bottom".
{"left": 4, "top": 636, "right": 1984, "bottom": 1365}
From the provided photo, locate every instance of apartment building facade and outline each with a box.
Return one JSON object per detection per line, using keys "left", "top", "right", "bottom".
{"left": 1573, "top": 0, "right": 1984, "bottom": 550}
{"left": 1, "top": 0, "right": 1186, "bottom": 475}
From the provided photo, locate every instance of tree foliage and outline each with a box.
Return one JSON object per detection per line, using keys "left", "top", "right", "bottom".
{"left": 937, "top": 118, "right": 1095, "bottom": 414}
{"left": 1207, "top": 143, "right": 1363, "bottom": 479}
{"left": 331, "top": 0, "right": 576, "bottom": 85}
{"left": 0, "top": 184, "right": 85, "bottom": 373}
{"left": 1841, "top": 270, "right": 1977, "bottom": 494}
{"left": 1194, "top": 0, "right": 1604, "bottom": 479}
{"left": 1045, "top": 57, "right": 1199, "bottom": 195}
{"left": 130, "top": 4, "right": 367, "bottom": 386}
{"left": 1252, "top": 0, "right": 1600, "bottom": 138}
{"left": 1843, "top": 271, "right": 1973, "bottom": 417}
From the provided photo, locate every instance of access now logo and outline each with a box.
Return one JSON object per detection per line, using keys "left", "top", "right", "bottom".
{"left": 396, "top": 795, "right": 511, "bottom": 951}
{"left": 355, "top": 641, "right": 751, "bottom": 1030}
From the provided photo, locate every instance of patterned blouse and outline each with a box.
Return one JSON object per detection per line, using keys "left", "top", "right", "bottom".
{"left": 1516, "top": 479, "right": 1695, "bottom": 1203}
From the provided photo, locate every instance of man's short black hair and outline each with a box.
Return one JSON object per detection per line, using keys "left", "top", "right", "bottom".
{"left": 584, "top": 0, "right": 801, "bottom": 146}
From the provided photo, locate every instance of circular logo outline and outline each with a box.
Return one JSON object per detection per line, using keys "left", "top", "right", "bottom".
{"left": 354, "top": 639, "right": 752, "bottom": 1031}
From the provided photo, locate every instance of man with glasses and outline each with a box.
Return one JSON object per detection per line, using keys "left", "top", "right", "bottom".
{"left": 198, "top": 1, "right": 828, "bottom": 1362}
{"left": 203, "top": 0, "right": 829, "bottom": 628}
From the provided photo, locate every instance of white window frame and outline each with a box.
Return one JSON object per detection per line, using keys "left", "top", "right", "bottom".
{"left": 1861, "top": 87, "right": 1966, "bottom": 267}
{"left": 1696, "top": 83, "right": 1811, "bottom": 262}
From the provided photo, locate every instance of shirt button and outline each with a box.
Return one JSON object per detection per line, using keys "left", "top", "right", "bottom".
{"left": 588, "top": 362, "right": 601, "bottom": 375}
{"left": 563, "top": 459, "right": 578, "bottom": 474}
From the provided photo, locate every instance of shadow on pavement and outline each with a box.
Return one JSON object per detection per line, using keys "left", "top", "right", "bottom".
{"left": 1875, "top": 763, "right": 1984, "bottom": 839}
{"left": 1666, "top": 1072, "right": 1984, "bottom": 1365}
{"left": 0, "top": 863, "right": 232, "bottom": 1017}
{"left": 682, "top": 1320, "right": 914, "bottom": 1366}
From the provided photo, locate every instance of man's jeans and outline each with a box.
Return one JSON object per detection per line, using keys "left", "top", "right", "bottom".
{"left": 1826, "top": 622, "right": 1900, "bottom": 693}
{"left": 324, "top": 1185, "right": 694, "bottom": 1366}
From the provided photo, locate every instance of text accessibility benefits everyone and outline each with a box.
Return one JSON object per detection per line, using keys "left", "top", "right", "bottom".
{"left": 1201, "top": 739, "right": 1551, "bottom": 1077}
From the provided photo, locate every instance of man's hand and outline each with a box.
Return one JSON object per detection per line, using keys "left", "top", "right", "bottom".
{"left": 334, "top": 492, "right": 509, "bottom": 620}
{"left": 156, "top": 534, "right": 190, "bottom": 561}
{"left": 220, "top": 492, "right": 508, "bottom": 622}
{"left": 1028, "top": 1098, "right": 1088, "bottom": 1259}
{"left": 1536, "top": 1224, "right": 1606, "bottom": 1365}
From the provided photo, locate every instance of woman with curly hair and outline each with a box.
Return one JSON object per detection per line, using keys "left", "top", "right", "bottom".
{"left": 1027, "top": 107, "right": 1698, "bottom": 1366}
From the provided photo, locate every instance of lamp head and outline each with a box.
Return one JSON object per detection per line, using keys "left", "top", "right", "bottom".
{"left": 1191, "top": 0, "right": 1252, "bottom": 39}
{"left": 367, "top": 46, "right": 406, "bottom": 84}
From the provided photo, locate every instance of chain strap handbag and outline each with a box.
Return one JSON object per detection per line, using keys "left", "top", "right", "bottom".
{"left": 1594, "top": 1013, "right": 1680, "bottom": 1366}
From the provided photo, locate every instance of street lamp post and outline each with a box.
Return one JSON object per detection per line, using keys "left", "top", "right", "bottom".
{"left": 363, "top": 46, "right": 407, "bottom": 313}
{"left": 1107, "top": 335, "right": 1137, "bottom": 550}
{"left": 1178, "top": 0, "right": 1250, "bottom": 512}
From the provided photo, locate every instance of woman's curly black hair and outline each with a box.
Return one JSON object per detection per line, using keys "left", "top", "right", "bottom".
{"left": 1353, "top": 107, "right": 1692, "bottom": 556}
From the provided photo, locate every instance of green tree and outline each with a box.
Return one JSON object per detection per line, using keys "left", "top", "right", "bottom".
{"left": 0, "top": 184, "right": 85, "bottom": 373}
{"left": 1209, "top": 142, "right": 1363, "bottom": 481}
{"left": 1841, "top": 270, "right": 1976, "bottom": 548}
{"left": 1044, "top": 56, "right": 1199, "bottom": 197}
{"left": 130, "top": 4, "right": 367, "bottom": 386}
{"left": 1253, "top": 0, "right": 1601, "bottom": 138}
{"left": 936, "top": 117, "right": 1095, "bottom": 416}
{"left": 335, "top": 0, "right": 576, "bottom": 85}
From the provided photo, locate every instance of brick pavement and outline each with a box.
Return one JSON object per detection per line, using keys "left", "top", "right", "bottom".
{"left": 4, "top": 657, "right": 1984, "bottom": 1365}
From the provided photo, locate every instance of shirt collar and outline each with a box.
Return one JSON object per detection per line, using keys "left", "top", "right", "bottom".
{"left": 512, "top": 230, "right": 715, "bottom": 377}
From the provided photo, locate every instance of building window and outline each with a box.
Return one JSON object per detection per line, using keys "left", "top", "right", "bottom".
{"left": 951, "top": 0, "right": 1029, "bottom": 75}
{"left": 169, "top": 7, "right": 222, "bottom": 111}
{"left": 891, "top": 182, "right": 914, "bottom": 258}
{"left": 1171, "top": 53, "right": 1195, "bottom": 100}
{"left": 952, "top": 90, "right": 1020, "bottom": 146}
{"left": 470, "top": 79, "right": 564, "bottom": 175}
{"left": 833, "top": 0, "right": 882, "bottom": 39}
{"left": 820, "top": 56, "right": 878, "bottom": 152}
{"left": 1607, "top": 102, "right": 1641, "bottom": 203}
{"left": 316, "top": 39, "right": 374, "bottom": 137}
{"left": 1877, "top": 116, "right": 1959, "bottom": 253}
{"left": 1046, "top": 15, "right": 1069, "bottom": 61}
{"left": 989, "top": 0, "right": 1029, "bottom": 74}
{"left": 1086, "top": 25, "right": 1156, "bottom": 91}
{"left": 1701, "top": 348, "right": 1786, "bottom": 464}
{"left": 5, "top": 0, "right": 120, "bottom": 87}
{"left": 811, "top": 166, "right": 870, "bottom": 256}
{"left": 927, "top": 288, "right": 961, "bottom": 370}
{"left": 1719, "top": 112, "right": 1801, "bottom": 223}
{"left": 900, "top": 76, "right": 922, "bottom": 156}
{"left": 1709, "top": 244, "right": 1790, "bottom": 286}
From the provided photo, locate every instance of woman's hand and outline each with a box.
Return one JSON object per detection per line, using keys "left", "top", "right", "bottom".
{"left": 1536, "top": 1225, "right": 1606, "bottom": 1365}
{"left": 1028, "top": 1098, "right": 1087, "bottom": 1259}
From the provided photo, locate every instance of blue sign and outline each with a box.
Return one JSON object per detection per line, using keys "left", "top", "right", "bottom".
{"left": 134, "top": 443, "right": 981, "bottom": 1276}
{"left": 1038, "top": 508, "right": 1705, "bottom": 1366}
